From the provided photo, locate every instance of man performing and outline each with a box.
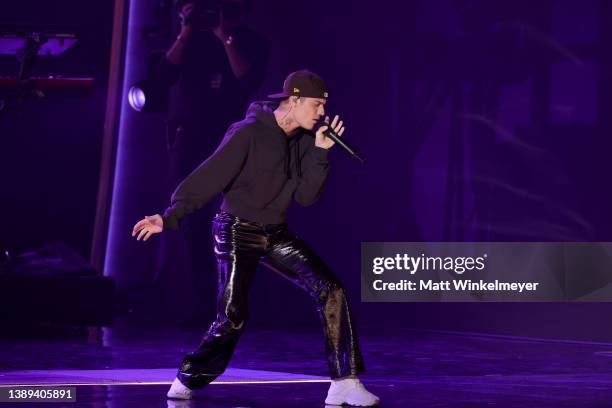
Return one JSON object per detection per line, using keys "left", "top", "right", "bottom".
{"left": 131, "top": 70, "right": 380, "bottom": 406}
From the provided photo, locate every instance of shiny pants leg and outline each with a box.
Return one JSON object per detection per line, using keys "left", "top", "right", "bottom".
{"left": 176, "top": 212, "right": 365, "bottom": 389}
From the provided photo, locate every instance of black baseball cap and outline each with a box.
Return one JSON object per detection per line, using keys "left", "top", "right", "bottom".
{"left": 267, "top": 69, "right": 329, "bottom": 100}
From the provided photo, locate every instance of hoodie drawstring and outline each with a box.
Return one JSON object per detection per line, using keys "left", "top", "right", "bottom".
{"left": 285, "top": 139, "right": 292, "bottom": 179}
{"left": 284, "top": 137, "right": 302, "bottom": 180}
{"left": 296, "top": 140, "right": 302, "bottom": 178}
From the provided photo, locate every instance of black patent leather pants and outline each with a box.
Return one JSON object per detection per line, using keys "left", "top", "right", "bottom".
{"left": 177, "top": 212, "right": 365, "bottom": 389}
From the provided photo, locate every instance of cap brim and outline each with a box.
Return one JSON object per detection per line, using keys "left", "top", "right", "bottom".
{"left": 267, "top": 92, "right": 291, "bottom": 99}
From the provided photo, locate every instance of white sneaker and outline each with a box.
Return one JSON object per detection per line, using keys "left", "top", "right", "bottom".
{"left": 167, "top": 377, "right": 195, "bottom": 400}
{"left": 325, "top": 377, "right": 380, "bottom": 406}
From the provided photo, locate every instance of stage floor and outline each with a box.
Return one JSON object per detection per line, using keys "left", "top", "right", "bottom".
{"left": 2, "top": 323, "right": 612, "bottom": 407}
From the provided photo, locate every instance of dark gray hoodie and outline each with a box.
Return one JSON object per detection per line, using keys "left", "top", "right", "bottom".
{"left": 162, "top": 101, "right": 329, "bottom": 229}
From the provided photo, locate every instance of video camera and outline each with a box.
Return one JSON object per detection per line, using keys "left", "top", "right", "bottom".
{"left": 176, "top": 0, "right": 245, "bottom": 30}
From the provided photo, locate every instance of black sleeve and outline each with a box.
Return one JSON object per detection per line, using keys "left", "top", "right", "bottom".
{"left": 162, "top": 124, "right": 251, "bottom": 229}
{"left": 293, "top": 143, "right": 330, "bottom": 207}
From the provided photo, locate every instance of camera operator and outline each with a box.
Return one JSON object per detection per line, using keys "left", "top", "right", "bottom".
{"left": 159, "top": 0, "right": 268, "bottom": 174}
{"left": 156, "top": 0, "right": 269, "bottom": 324}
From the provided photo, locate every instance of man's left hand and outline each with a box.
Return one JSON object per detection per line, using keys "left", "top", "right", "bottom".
{"left": 315, "top": 115, "right": 344, "bottom": 149}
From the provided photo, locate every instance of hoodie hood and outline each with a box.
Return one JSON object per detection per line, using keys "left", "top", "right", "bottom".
{"left": 245, "top": 100, "right": 304, "bottom": 179}
{"left": 246, "top": 100, "right": 281, "bottom": 130}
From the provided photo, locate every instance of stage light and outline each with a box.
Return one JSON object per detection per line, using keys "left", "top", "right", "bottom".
{"left": 127, "top": 82, "right": 147, "bottom": 111}
{"left": 127, "top": 78, "right": 167, "bottom": 112}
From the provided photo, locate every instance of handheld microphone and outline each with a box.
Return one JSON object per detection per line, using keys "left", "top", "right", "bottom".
{"left": 317, "top": 120, "right": 364, "bottom": 163}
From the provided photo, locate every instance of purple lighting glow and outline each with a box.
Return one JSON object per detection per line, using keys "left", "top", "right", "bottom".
{"left": 103, "top": 0, "right": 153, "bottom": 284}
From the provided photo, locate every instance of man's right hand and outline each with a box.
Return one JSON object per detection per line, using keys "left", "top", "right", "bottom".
{"left": 132, "top": 214, "right": 164, "bottom": 241}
